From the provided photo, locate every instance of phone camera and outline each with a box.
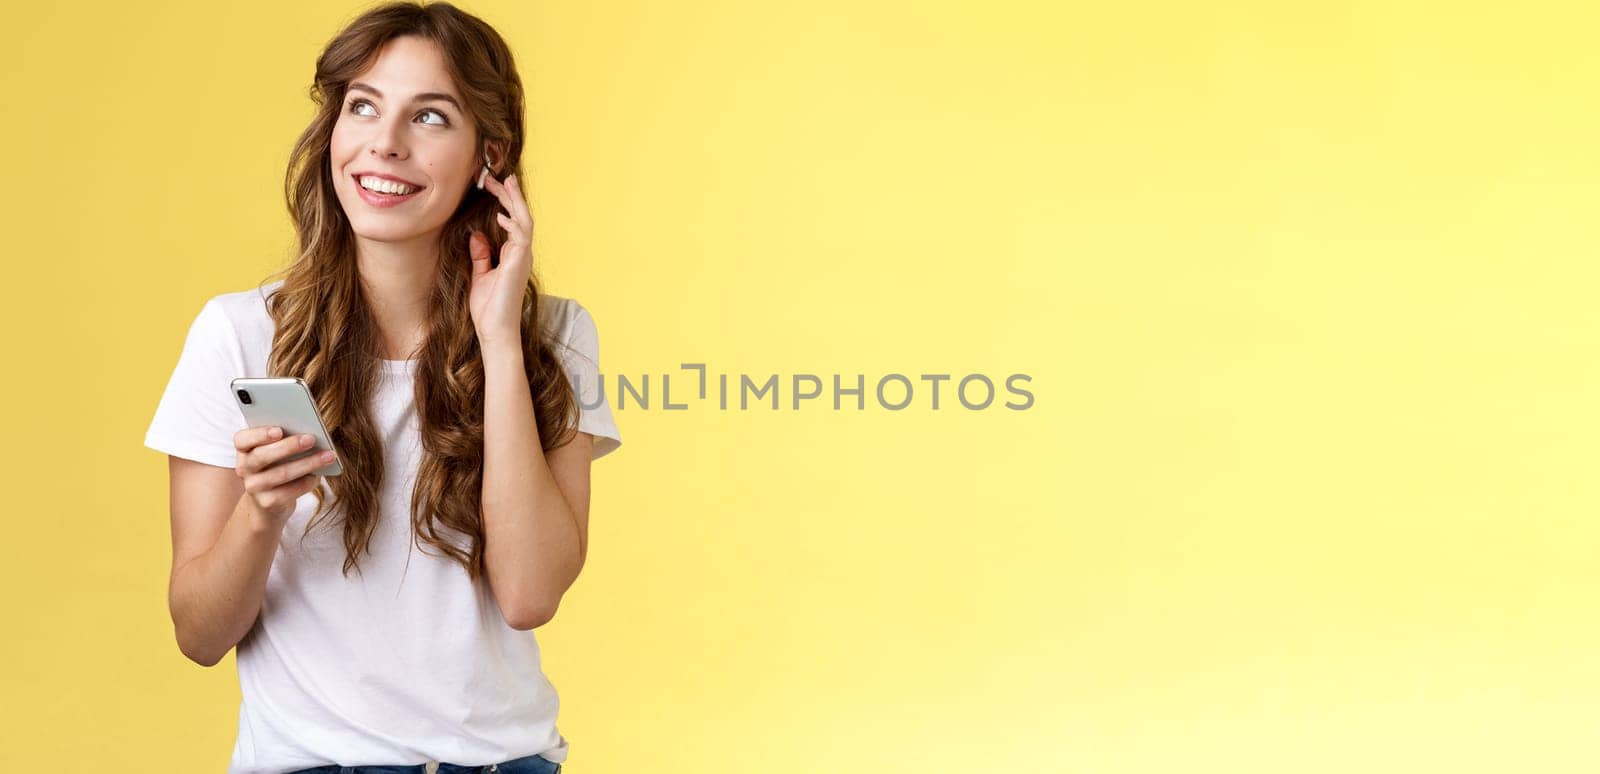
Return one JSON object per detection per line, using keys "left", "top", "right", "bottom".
{"left": 237, "top": 389, "right": 253, "bottom": 405}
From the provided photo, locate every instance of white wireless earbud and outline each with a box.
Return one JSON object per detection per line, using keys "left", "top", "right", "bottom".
{"left": 476, "top": 151, "right": 492, "bottom": 189}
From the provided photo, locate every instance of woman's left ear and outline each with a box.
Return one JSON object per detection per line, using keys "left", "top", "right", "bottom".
{"left": 476, "top": 142, "right": 506, "bottom": 190}
{"left": 483, "top": 141, "right": 509, "bottom": 175}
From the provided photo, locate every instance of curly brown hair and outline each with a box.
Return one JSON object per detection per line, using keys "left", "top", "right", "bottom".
{"left": 262, "top": 1, "right": 578, "bottom": 581}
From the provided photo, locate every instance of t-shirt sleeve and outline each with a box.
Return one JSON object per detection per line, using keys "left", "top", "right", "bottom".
{"left": 558, "top": 302, "right": 622, "bottom": 461}
{"left": 143, "top": 297, "right": 249, "bottom": 469}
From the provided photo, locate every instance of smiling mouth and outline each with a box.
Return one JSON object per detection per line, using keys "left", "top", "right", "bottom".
{"left": 354, "top": 174, "right": 425, "bottom": 196}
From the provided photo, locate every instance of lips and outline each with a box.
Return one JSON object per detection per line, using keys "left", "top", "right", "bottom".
{"left": 351, "top": 173, "right": 424, "bottom": 208}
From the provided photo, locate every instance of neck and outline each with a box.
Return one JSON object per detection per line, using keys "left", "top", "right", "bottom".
{"left": 354, "top": 230, "right": 438, "bottom": 361}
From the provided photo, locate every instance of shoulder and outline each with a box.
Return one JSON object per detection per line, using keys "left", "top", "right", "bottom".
{"left": 537, "top": 294, "right": 605, "bottom": 376}
{"left": 536, "top": 293, "right": 598, "bottom": 342}
{"left": 207, "top": 278, "right": 281, "bottom": 329}
{"left": 188, "top": 279, "right": 281, "bottom": 371}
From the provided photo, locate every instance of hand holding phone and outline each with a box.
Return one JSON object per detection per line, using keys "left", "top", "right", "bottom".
{"left": 231, "top": 425, "right": 336, "bottom": 523}
{"left": 231, "top": 377, "right": 343, "bottom": 523}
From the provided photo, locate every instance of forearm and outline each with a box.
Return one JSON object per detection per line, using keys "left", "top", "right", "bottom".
{"left": 480, "top": 340, "right": 583, "bottom": 627}
{"left": 169, "top": 494, "right": 280, "bottom": 666}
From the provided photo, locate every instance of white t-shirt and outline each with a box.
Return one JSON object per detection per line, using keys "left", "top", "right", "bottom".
{"left": 143, "top": 279, "right": 620, "bottom": 773}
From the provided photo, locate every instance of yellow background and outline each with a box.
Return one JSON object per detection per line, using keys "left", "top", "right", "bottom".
{"left": 2, "top": 0, "right": 1596, "bottom": 771}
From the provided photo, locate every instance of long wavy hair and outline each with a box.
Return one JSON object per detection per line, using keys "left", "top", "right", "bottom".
{"left": 261, "top": 1, "right": 579, "bottom": 581}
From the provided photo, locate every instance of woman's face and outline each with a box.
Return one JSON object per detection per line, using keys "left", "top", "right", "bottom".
{"left": 329, "top": 35, "right": 479, "bottom": 247}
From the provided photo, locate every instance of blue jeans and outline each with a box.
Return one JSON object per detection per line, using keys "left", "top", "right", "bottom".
{"left": 287, "top": 752, "right": 562, "bottom": 773}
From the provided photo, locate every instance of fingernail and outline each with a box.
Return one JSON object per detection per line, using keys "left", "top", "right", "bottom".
{"left": 301, "top": 435, "right": 314, "bottom": 447}
{"left": 270, "top": 427, "right": 282, "bottom": 439}
{"left": 320, "top": 451, "right": 335, "bottom": 462}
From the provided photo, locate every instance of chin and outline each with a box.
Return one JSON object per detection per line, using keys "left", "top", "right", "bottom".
{"left": 339, "top": 198, "right": 438, "bottom": 241}
{"left": 350, "top": 220, "right": 431, "bottom": 243}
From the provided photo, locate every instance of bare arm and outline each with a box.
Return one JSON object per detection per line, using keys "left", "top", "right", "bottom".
{"left": 480, "top": 339, "right": 594, "bottom": 630}
{"left": 167, "top": 428, "right": 333, "bottom": 666}
{"left": 167, "top": 460, "right": 280, "bottom": 666}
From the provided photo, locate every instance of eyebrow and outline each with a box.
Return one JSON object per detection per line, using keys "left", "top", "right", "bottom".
{"left": 347, "top": 81, "right": 462, "bottom": 112}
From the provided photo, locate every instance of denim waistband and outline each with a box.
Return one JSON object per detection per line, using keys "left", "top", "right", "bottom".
{"left": 288, "top": 751, "right": 561, "bottom": 774}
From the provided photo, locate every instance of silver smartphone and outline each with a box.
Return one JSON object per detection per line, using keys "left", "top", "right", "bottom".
{"left": 230, "top": 377, "right": 344, "bottom": 477}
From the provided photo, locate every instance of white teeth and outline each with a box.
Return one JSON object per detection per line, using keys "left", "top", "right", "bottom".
{"left": 358, "top": 176, "right": 419, "bottom": 195}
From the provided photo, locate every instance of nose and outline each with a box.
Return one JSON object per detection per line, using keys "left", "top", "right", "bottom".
{"left": 368, "top": 116, "right": 409, "bottom": 160}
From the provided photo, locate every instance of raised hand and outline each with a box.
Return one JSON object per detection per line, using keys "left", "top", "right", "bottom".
{"left": 466, "top": 172, "right": 533, "bottom": 348}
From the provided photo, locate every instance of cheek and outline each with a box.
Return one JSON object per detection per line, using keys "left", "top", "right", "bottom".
{"left": 421, "top": 155, "right": 471, "bottom": 192}
{"left": 329, "top": 127, "right": 357, "bottom": 166}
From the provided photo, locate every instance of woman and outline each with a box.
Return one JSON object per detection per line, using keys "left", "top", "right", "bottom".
{"left": 142, "top": 3, "right": 620, "bottom": 772}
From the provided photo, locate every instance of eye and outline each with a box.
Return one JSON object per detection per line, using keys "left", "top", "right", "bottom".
{"left": 345, "top": 99, "right": 450, "bottom": 127}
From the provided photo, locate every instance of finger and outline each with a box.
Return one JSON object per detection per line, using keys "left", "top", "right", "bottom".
{"left": 256, "top": 473, "right": 321, "bottom": 512}
{"left": 483, "top": 173, "right": 531, "bottom": 231}
{"left": 481, "top": 173, "right": 515, "bottom": 219}
{"left": 505, "top": 174, "right": 533, "bottom": 230}
{"left": 250, "top": 447, "right": 335, "bottom": 492}
{"left": 468, "top": 230, "right": 492, "bottom": 277}
{"left": 495, "top": 214, "right": 531, "bottom": 274}
{"left": 495, "top": 212, "right": 521, "bottom": 242}
{"left": 282, "top": 449, "right": 337, "bottom": 482}
{"left": 235, "top": 425, "right": 284, "bottom": 453}
{"left": 246, "top": 433, "right": 320, "bottom": 474}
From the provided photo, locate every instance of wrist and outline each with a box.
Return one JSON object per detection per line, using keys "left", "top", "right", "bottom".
{"left": 239, "top": 497, "right": 283, "bottom": 536}
{"left": 478, "top": 334, "right": 525, "bottom": 361}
